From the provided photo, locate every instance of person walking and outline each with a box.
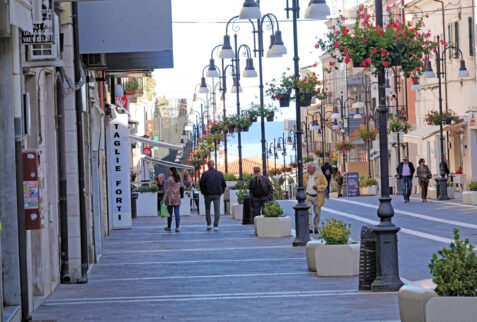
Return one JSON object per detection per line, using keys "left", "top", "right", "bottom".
{"left": 155, "top": 174, "right": 166, "bottom": 216}
{"left": 416, "top": 158, "right": 432, "bottom": 202}
{"left": 249, "top": 167, "right": 274, "bottom": 218}
{"left": 304, "top": 163, "right": 328, "bottom": 233}
{"left": 199, "top": 160, "right": 226, "bottom": 231}
{"left": 321, "top": 159, "right": 333, "bottom": 198}
{"left": 163, "top": 167, "right": 183, "bottom": 232}
{"left": 335, "top": 171, "right": 344, "bottom": 197}
{"left": 396, "top": 156, "right": 415, "bottom": 203}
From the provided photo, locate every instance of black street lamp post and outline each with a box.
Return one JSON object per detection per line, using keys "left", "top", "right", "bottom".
{"left": 309, "top": 108, "right": 332, "bottom": 164}
{"left": 370, "top": 0, "right": 403, "bottom": 292}
{"left": 423, "top": 34, "right": 469, "bottom": 200}
{"left": 302, "top": 117, "right": 310, "bottom": 157}
{"left": 332, "top": 94, "right": 356, "bottom": 178}
{"left": 268, "top": 139, "right": 277, "bottom": 173}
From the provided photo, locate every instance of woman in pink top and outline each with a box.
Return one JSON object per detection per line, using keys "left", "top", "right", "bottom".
{"left": 163, "top": 167, "right": 183, "bottom": 232}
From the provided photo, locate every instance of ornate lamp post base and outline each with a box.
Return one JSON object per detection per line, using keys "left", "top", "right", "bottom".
{"left": 436, "top": 177, "right": 449, "bottom": 200}
{"left": 292, "top": 188, "right": 310, "bottom": 247}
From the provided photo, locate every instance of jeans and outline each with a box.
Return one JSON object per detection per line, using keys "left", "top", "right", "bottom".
{"left": 167, "top": 205, "right": 181, "bottom": 228}
{"left": 252, "top": 197, "right": 267, "bottom": 218}
{"left": 205, "top": 195, "right": 221, "bottom": 227}
{"left": 401, "top": 176, "right": 413, "bottom": 201}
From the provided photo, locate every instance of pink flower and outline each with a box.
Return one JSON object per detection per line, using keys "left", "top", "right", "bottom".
{"left": 386, "top": 6, "right": 391, "bottom": 12}
{"left": 362, "top": 38, "right": 366, "bottom": 44}
{"left": 329, "top": 61, "right": 334, "bottom": 66}
{"left": 383, "top": 61, "right": 389, "bottom": 67}
{"left": 365, "top": 58, "right": 371, "bottom": 64}
{"left": 334, "top": 42, "right": 340, "bottom": 48}
{"left": 344, "top": 56, "right": 351, "bottom": 64}
{"left": 372, "top": 48, "right": 378, "bottom": 54}
{"left": 381, "top": 51, "right": 386, "bottom": 56}
{"left": 343, "top": 49, "right": 348, "bottom": 55}
{"left": 362, "top": 61, "right": 368, "bottom": 68}
{"left": 379, "top": 30, "right": 383, "bottom": 36}
{"left": 314, "top": 43, "right": 319, "bottom": 49}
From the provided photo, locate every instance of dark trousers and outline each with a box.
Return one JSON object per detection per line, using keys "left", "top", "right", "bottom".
{"left": 167, "top": 205, "right": 181, "bottom": 228}
{"left": 420, "top": 181, "right": 428, "bottom": 200}
{"left": 205, "top": 195, "right": 221, "bottom": 227}
{"left": 401, "top": 176, "right": 413, "bottom": 200}
{"left": 252, "top": 197, "right": 267, "bottom": 218}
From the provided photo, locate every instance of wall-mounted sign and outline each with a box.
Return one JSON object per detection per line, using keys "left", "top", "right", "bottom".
{"left": 346, "top": 172, "right": 360, "bottom": 197}
{"left": 115, "top": 94, "right": 127, "bottom": 111}
{"left": 469, "top": 112, "right": 476, "bottom": 130}
{"left": 21, "top": 0, "right": 54, "bottom": 44}
{"left": 108, "top": 113, "right": 131, "bottom": 229}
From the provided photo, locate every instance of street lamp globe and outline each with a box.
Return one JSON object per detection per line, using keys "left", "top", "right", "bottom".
{"left": 304, "top": 0, "right": 330, "bottom": 20}
{"left": 276, "top": 142, "right": 282, "bottom": 151}
{"left": 411, "top": 78, "right": 421, "bottom": 91}
{"left": 458, "top": 60, "right": 470, "bottom": 78}
{"left": 423, "top": 60, "right": 436, "bottom": 78}
{"left": 316, "top": 128, "right": 322, "bottom": 137}
{"left": 352, "top": 100, "right": 365, "bottom": 109}
{"left": 199, "top": 77, "right": 209, "bottom": 94}
{"left": 353, "top": 110, "right": 362, "bottom": 119}
{"left": 243, "top": 58, "right": 258, "bottom": 78}
{"left": 266, "top": 34, "right": 283, "bottom": 58}
{"left": 286, "top": 136, "right": 293, "bottom": 145}
{"left": 218, "top": 35, "right": 235, "bottom": 59}
{"left": 269, "top": 30, "right": 287, "bottom": 56}
{"left": 332, "top": 119, "right": 340, "bottom": 130}
{"left": 385, "top": 78, "right": 392, "bottom": 96}
{"left": 238, "top": 0, "right": 261, "bottom": 20}
{"left": 310, "top": 119, "right": 320, "bottom": 130}
{"left": 181, "top": 130, "right": 188, "bottom": 140}
{"left": 206, "top": 59, "right": 219, "bottom": 78}
{"left": 331, "top": 107, "right": 341, "bottom": 120}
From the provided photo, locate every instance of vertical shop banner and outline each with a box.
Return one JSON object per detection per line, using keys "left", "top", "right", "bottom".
{"left": 346, "top": 172, "right": 360, "bottom": 197}
{"left": 469, "top": 111, "right": 476, "bottom": 129}
{"left": 108, "top": 113, "right": 131, "bottom": 229}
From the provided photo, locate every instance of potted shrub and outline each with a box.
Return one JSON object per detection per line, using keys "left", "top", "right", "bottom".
{"left": 312, "top": 219, "right": 359, "bottom": 276}
{"left": 399, "top": 229, "right": 477, "bottom": 322}
{"left": 265, "top": 73, "right": 294, "bottom": 107}
{"left": 224, "top": 173, "right": 237, "bottom": 187}
{"left": 359, "top": 177, "right": 379, "bottom": 196}
{"left": 237, "top": 114, "right": 252, "bottom": 132}
{"left": 329, "top": 187, "right": 338, "bottom": 198}
{"left": 254, "top": 200, "right": 292, "bottom": 238}
{"left": 125, "top": 79, "right": 139, "bottom": 95}
{"left": 463, "top": 181, "right": 477, "bottom": 205}
{"left": 136, "top": 184, "right": 159, "bottom": 216}
{"left": 292, "top": 73, "right": 328, "bottom": 106}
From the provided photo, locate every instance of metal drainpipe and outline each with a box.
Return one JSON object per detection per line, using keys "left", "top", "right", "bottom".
{"left": 72, "top": 2, "right": 88, "bottom": 283}
{"left": 57, "top": 74, "right": 71, "bottom": 284}
{"left": 12, "top": 26, "right": 31, "bottom": 321}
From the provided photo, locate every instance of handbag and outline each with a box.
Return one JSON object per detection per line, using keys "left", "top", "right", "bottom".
{"left": 160, "top": 203, "right": 170, "bottom": 218}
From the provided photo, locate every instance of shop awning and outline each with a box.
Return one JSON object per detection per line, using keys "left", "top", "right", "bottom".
{"left": 403, "top": 122, "right": 466, "bottom": 144}
{"left": 143, "top": 156, "right": 194, "bottom": 170}
{"left": 129, "top": 135, "right": 183, "bottom": 150}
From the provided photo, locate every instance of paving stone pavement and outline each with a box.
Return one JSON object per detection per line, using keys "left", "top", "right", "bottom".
{"left": 32, "top": 214, "right": 400, "bottom": 322}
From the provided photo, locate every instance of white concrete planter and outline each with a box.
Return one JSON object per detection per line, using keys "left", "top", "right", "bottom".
{"left": 329, "top": 192, "right": 338, "bottom": 198}
{"left": 447, "top": 186, "right": 455, "bottom": 199}
{"left": 254, "top": 216, "right": 292, "bottom": 238}
{"left": 226, "top": 181, "right": 236, "bottom": 188}
{"left": 231, "top": 204, "right": 243, "bottom": 220}
{"left": 229, "top": 189, "right": 240, "bottom": 205}
{"left": 463, "top": 191, "right": 477, "bottom": 205}
{"left": 426, "top": 296, "right": 477, "bottom": 322}
{"left": 398, "top": 285, "right": 437, "bottom": 322}
{"left": 136, "top": 192, "right": 158, "bottom": 216}
{"left": 428, "top": 187, "right": 437, "bottom": 200}
{"left": 181, "top": 196, "right": 192, "bottom": 216}
{"left": 314, "top": 243, "right": 360, "bottom": 277}
{"left": 306, "top": 240, "right": 324, "bottom": 272}
{"left": 360, "top": 185, "right": 378, "bottom": 196}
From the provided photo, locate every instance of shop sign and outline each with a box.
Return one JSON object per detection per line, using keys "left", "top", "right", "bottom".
{"left": 21, "top": 0, "right": 54, "bottom": 44}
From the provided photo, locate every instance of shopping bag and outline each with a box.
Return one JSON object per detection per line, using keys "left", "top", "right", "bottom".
{"left": 160, "top": 203, "right": 170, "bottom": 218}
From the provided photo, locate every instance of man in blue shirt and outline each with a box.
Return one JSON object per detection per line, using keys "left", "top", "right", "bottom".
{"left": 396, "top": 156, "right": 415, "bottom": 203}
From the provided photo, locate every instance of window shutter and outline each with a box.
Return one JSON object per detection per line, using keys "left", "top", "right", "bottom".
{"left": 469, "top": 17, "right": 474, "bottom": 56}
{"left": 448, "top": 24, "right": 452, "bottom": 59}
{"left": 454, "top": 21, "right": 460, "bottom": 58}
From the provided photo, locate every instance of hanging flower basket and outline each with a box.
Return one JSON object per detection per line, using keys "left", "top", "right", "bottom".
{"left": 316, "top": 6, "right": 437, "bottom": 78}
{"left": 278, "top": 93, "right": 291, "bottom": 107}
{"left": 266, "top": 73, "right": 293, "bottom": 103}
{"left": 388, "top": 115, "right": 411, "bottom": 133}
{"left": 266, "top": 111, "right": 275, "bottom": 122}
{"left": 354, "top": 125, "right": 378, "bottom": 142}
{"left": 335, "top": 142, "right": 355, "bottom": 153}
{"left": 250, "top": 115, "right": 258, "bottom": 122}
{"left": 313, "top": 149, "right": 324, "bottom": 158}
{"left": 298, "top": 92, "right": 313, "bottom": 107}
{"left": 241, "top": 126, "right": 249, "bottom": 132}
{"left": 424, "top": 109, "right": 461, "bottom": 126}
{"left": 228, "top": 124, "right": 235, "bottom": 132}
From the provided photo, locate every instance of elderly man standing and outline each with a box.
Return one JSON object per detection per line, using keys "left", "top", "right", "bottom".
{"left": 396, "top": 156, "right": 415, "bottom": 203}
{"left": 249, "top": 167, "right": 274, "bottom": 218}
{"left": 199, "top": 160, "right": 226, "bottom": 231}
{"left": 303, "top": 163, "right": 328, "bottom": 233}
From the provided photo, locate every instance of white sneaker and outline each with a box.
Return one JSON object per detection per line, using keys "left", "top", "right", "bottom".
{"left": 206, "top": 225, "right": 212, "bottom": 231}
{"left": 213, "top": 227, "right": 219, "bottom": 231}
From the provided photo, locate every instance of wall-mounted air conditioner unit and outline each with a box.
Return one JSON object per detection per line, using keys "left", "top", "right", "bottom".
{"left": 83, "top": 54, "right": 107, "bottom": 69}
{"left": 26, "top": 14, "right": 59, "bottom": 61}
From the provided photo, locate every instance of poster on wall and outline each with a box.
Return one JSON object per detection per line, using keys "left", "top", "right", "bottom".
{"left": 108, "top": 113, "right": 131, "bottom": 229}
{"left": 346, "top": 172, "right": 360, "bottom": 197}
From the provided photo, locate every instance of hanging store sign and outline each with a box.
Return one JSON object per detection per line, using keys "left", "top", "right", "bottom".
{"left": 142, "top": 147, "right": 152, "bottom": 156}
{"left": 115, "top": 94, "right": 128, "bottom": 111}
{"left": 21, "top": 0, "right": 54, "bottom": 44}
{"left": 108, "top": 113, "right": 131, "bottom": 229}
{"left": 469, "top": 111, "right": 477, "bottom": 130}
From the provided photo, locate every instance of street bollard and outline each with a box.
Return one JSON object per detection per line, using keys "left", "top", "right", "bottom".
{"left": 131, "top": 192, "right": 138, "bottom": 219}
{"left": 359, "top": 225, "right": 377, "bottom": 291}
{"left": 242, "top": 194, "right": 253, "bottom": 225}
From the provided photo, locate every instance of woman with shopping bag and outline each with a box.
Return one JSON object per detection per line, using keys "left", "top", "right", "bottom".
{"left": 163, "top": 167, "right": 183, "bottom": 232}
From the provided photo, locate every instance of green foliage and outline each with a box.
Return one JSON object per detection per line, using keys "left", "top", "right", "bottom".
{"left": 263, "top": 200, "right": 283, "bottom": 217}
{"left": 469, "top": 181, "right": 477, "bottom": 191}
{"left": 150, "top": 185, "right": 159, "bottom": 193}
{"left": 303, "top": 155, "right": 314, "bottom": 163}
{"left": 388, "top": 115, "right": 411, "bottom": 133}
{"left": 138, "top": 185, "right": 152, "bottom": 193}
{"left": 429, "top": 229, "right": 477, "bottom": 296}
{"left": 319, "top": 218, "right": 351, "bottom": 245}
{"left": 232, "top": 183, "right": 246, "bottom": 190}
{"left": 242, "top": 173, "right": 253, "bottom": 186}
{"left": 331, "top": 187, "right": 337, "bottom": 193}
{"left": 360, "top": 177, "right": 378, "bottom": 187}
{"left": 237, "top": 189, "right": 247, "bottom": 204}
{"left": 224, "top": 173, "right": 237, "bottom": 181}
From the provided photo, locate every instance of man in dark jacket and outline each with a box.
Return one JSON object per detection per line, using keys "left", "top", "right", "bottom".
{"left": 396, "top": 156, "right": 415, "bottom": 203}
{"left": 321, "top": 160, "right": 333, "bottom": 198}
{"left": 249, "top": 167, "right": 274, "bottom": 218}
{"left": 199, "top": 160, "right": 226, "bottom": 231}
